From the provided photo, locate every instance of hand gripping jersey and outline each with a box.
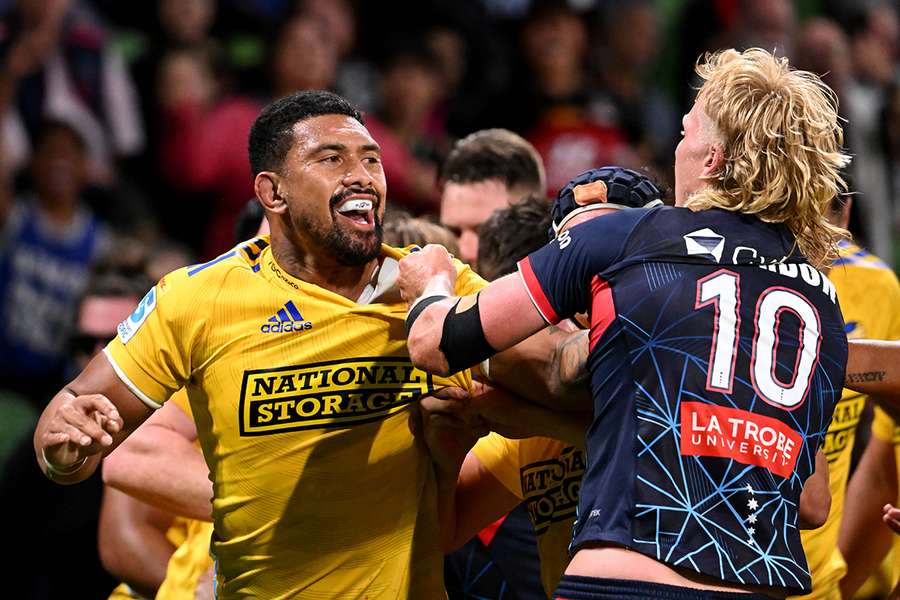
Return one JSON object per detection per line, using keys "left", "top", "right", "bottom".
{"left": 793, "top": 241, "right": 900, "bottom": 600}
{"left": 104, "top": 237, "right": 486, "bottom": 599}
{"left": 518, "top": 207, "right": 847, "bottom": 594}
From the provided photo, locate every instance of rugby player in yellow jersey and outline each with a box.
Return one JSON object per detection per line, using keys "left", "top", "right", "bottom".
{"left": 33, "top": 90, "right": 486, "bottom": 598}
{"left": 840, "top": 403, "right": 900, "bottom": 599}
{"left": 790, "top": 196, "right": 900, "bottom": 600}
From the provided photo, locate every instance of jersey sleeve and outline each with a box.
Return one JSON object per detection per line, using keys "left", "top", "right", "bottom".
{"left": 470, "top": 433, "right": 525, "bottom": 499}
{"left": 516, "top": 208, "right": 648, "bottom": 324}
{"left": 104, "top": 267, "right": 215, "bottom": 409}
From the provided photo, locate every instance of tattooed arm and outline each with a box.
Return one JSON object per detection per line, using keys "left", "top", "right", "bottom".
{"left": 845, "top": 340, "right": 900, "bottom": 396}
{"left": 483, "top": 324, "right": 592, "bottom": 412}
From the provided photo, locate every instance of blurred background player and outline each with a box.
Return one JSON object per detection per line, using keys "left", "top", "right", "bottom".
{"left": 439, "top": 128, "right": 546, "bottom": 268}
{"left": 791, "top": 194, "right": 900, "bottom": 600}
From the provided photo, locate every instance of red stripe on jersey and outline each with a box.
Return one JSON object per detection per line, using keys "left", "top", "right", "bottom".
{"left": 589, "top": 276, "right": 616, "bottom": 351}
{"left": 476, "top": 514, "right": 507, "bottom": 547}
{"left": 517, "top": 257, "right": 560, "bottom": 324}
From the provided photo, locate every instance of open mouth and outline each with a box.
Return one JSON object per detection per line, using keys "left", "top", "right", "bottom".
{"left": 335, "top": 198, "right": 375, "bottom": 228}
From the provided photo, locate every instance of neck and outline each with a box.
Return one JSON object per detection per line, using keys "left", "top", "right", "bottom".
{"left": 39, "top": 195, "right": 78, "bottom": 226}
{"left": 270, "top": 233, "right": 379, "bottom": 301}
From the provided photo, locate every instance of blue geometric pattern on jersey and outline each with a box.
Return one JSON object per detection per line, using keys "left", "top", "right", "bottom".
{"left": 523, "top": 207, "right": 847, "bottom": 595}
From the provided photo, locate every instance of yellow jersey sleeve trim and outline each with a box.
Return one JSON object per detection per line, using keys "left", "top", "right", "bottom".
{"left": 471, "top": 433, "right": 525, "bottom": 499}
{"left": 103, "top": 347, "right": 164, "bottom": 410}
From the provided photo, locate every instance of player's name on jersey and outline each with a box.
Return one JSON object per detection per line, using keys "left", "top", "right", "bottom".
{"left": 734, "top": 248, "right": 837, "bottom": 304}
{"left": 238, "top": 358, "right": 434, "bottom": 435}
{"left": 521, "top": 447, "right": 585, "bottom": 533}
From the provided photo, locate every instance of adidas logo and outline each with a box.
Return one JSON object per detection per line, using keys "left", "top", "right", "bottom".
{"left": 261, "top": 301, "right": 314, "bottom": 333}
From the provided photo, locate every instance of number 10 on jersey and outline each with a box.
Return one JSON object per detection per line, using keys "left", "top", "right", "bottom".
{"left": 695, "top": 269, "right": 822, "bottom": 410}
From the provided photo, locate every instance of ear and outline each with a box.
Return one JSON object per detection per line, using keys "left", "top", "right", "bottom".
{"left": 702, "top": 143, "right": 725, "bottom": 178}
{"left": 255, "top": 172, "right": 286, "bottom": 214}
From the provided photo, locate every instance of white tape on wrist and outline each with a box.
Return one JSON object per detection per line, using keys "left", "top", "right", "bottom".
{"left": 41, "top": 448, "right": 88, "bottom": 476}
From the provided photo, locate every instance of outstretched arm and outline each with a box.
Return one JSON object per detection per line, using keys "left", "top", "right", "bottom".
{"left": 103, "top": 398, "right": 213, "bottom": 521}
{"left": 845, "top": 340, "right": 900, "bottom": 396}
{"left": 401, "top": 245, "right": 548, "bottom": 376}
{"left": 34, "top": 351, "right": 154, "bottom": 484}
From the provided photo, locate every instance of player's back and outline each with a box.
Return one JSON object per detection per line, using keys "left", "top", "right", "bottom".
{"left": 521, "top": 206, "right": 847, "bottom": 595}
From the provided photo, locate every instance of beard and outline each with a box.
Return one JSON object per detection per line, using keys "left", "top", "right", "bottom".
{"left": 294, "top": 189, "right": 384, "bottom": 266}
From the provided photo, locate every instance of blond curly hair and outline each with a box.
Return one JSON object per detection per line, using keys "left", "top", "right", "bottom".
{"left": 685, "top": 48, "right": 850, "bottom": 268}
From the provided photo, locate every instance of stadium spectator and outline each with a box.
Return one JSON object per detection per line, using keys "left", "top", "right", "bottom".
{"left": 0, "top": 0, "right": 144, "bottom": 183}
{"left": 0, "top": 119, "right": 111, "bottom": 405}
{"left": 156, "top": 44, "right": 259, "bottom": 256}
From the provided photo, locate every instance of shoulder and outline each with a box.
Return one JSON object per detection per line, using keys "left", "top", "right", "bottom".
{"left": 158, "top": 237, "right": 270, "bottom": 300}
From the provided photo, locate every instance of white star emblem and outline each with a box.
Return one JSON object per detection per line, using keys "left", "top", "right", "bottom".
{"left": 748, "top": 513, "right": 757, "bottom": 524}
{"left": 748, "top": 527, "right": 755, "bottom": 536}
{"left": 746, "top": 484, "right": 754, "bottom": 494}
{"left": 748, "top": 537, "right": 755, "bottom": 545}
{"left": 748, "top": 499, "right": 759, "bottom": 511}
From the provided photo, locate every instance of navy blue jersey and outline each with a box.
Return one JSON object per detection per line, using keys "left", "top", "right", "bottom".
{"left": 518, "top": 206, "right": 847, "bottom": 594}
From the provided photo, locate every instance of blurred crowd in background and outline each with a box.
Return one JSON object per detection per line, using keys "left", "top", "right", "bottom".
{"left": 1, "top": 0, "right": 900, "bottom": 594}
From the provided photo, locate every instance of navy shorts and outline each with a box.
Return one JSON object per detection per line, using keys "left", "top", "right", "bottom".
{"left": 553, "top": 576, "right": 776, "bottom": 600}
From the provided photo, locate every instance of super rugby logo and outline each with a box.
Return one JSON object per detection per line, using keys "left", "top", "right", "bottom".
{"left": 118, "top": 287, "right": 157, "bottom": 344}
{"left": 239, "top": 357, "right": 434, "bottom": 435}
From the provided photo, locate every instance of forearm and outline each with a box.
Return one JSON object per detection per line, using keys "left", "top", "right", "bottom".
{"left": 486, "top": 327, "right": 592, "bottom": 413}
{"left": 475, "top": 385, "right": 589, "bottom": 445}
{"left": 104, "top": 441, "right": 212, "bottom": 521}
{"left": 845, "top": 340, "right": 900, "bottom": 396}
{"left": 839, "top": 436, "right": 897, "bottom": 598}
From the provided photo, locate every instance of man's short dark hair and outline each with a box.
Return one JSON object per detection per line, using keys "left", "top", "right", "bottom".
{"left": 477, "top": 194, "right": 552, "bottom": 281}
{"left": 248, "top": 90, "right": 363, "bottom": 176}
{"left": 441, "top": 129, "right": 546, "bottom": 194}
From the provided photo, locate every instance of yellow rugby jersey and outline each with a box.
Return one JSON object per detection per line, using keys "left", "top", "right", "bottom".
{"left": 157, "top": 519, "right": 215, "bottom": 600}
{"left": 854, "top": 406, "right": 900, "bottom": 599}
{"left": 107, "top": 390, "right": 194, "bottom": 600}
{"left": 104, "top": 238, "right": 487, "bottom": 599}
{"left": 471, "top": 433, "right": 585, "bottom": 597}
{"left": 793, "top": 242, "right": 900, "bottom": 600}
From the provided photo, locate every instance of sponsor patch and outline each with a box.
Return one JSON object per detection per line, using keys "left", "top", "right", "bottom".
{"left": 239, "top": 357, "right": 434, "bottom": 435}
{"left": 520, "top": 446, "right": 585, "bottom": 534}
{"left": 680, "top": 402, "right": 802, "bottom": 478}
{"left": 117, "top": 288, "right": 157, "bottom": 344}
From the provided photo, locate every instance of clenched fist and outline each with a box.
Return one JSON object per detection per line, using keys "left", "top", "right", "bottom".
{"left": 398, "top": 244, "right": 457, "bottom": 305}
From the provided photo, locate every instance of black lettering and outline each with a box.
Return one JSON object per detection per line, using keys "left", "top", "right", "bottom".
{"left": 332, "top": 367, "right": 355, "bottom": 386}
{"left": 297, "top": 370, "right": 317, "bottom": 390}
{"left": 252, "top": 376, "right": 276, "bottom": 397}
{"left": 378, "top": 367, "right": 399, "bottom": 384}
{"left": 356, "top": 365, "right": 377, "bottom": 385}
{"left": 401, "top": 366, "right": 421, "bottom": 383}
{"left": 275, "top": 375, "right": 297, "bottom": 394}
